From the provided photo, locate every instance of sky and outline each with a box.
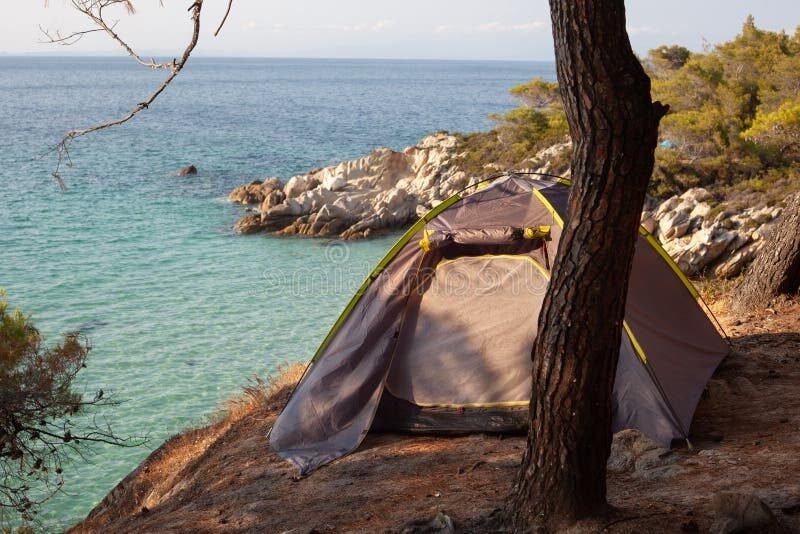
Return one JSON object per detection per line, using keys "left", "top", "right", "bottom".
{"left": 2, "top": 1, "right": 800, "bottom": 61}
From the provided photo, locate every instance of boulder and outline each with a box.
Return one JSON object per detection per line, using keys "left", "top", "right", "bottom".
{"left": 690, "top": 202, "right": 712, "bottom": 220}
{"left": 321, "top": 173, "right": 347, "bottom": 192}
{"left": 229, "top": 178, "right": 283, "bottom": 205}
{"left": 259, "top": 189, "right": 286, "bottom": 213}
{"left": 233, "top": 214, "right": 266, "bottom": 235}
{"left": 607, "top": 429, "right": 681, "bottom": 479}
{"left": 229, "top": 180, "right": 261, "bottom": 204}
{"left": 681, "top": 187, "right": 712, "bottom": 204}
{"left": 655, "top": 196, "right": 683, "bottom": 220}
{"left": 673, "top": 225, "right": 737, "bottom": 275}
{"left": 225, "top": 131, "right": 779, "bottom": 276}
{"left": 398, "top": 512, "right": 455, "bottom": 534}
{"left": 230, "top": 134, "right": 462, "bottom": 238}
{"left": 658, "top": 205, "right": 693, "bottom": 241}
{"left": 641, "top": 215, "right": 658, "bottom": 234}
{"left": 711, "top": 492, "right": 779, "bottom": 533}
{"left": 314, "top": 203, "right": 349, "bottom": 223}
{"left": 607, "top": 430, "right": 638, "bottom": 473}
{"left": 714, "top": 241, "right": 760, "bottom": 278}
{"left": 296, "top": 188, "right": 339, "bottom": 214}
{"left": 176, "top": 164, "right": 197, "bottom": 176}
{"left": 284, "top": 175, "right": 320, "bottom": 199}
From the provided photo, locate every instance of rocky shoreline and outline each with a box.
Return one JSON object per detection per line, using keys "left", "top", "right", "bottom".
{"left": 641, "top": 189, "right": 781, "bottom": 279}
{"left": 228, "top": 134, "right": 782, "bottom": 279}
{"left": 228, "top": 133, "right": 469, "bottom": 240}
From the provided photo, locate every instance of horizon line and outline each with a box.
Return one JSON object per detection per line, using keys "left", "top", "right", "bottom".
{"left": 0, "top": 52, "right": 556, "bottom": 63}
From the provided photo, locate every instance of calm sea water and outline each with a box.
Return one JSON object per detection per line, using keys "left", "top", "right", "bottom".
{"left": 0, "top": 56, "right": 555, "bottom": 531}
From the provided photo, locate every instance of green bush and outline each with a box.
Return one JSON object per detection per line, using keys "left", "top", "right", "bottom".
{"left": 453, "top": 78, "right": 569, "bottom": 176}
{"left": 0, "top": 290, "right": 137, "bottom": 525}
{"left": 455, "top": 16, "right": 800, "bottom": 207}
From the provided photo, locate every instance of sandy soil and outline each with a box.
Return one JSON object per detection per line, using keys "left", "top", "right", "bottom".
{"left": 69, "top": 298, "right": 800, "bottom": 533}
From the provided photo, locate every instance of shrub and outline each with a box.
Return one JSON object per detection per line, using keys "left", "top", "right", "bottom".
{"left": 0, "top": 291, "right": 139, "bottom": 525}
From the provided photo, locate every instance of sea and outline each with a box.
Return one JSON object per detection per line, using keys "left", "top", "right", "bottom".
{"left": 0, "top": 56, "right": 555, "bottom": 531}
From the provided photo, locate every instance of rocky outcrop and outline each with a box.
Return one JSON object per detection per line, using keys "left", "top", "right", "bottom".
{"left": 228, "top": 178, "right": 284, "bottom": 206}
{"left": 228, "top": 134, "right": 782, "bottom": 278}
{"left": 641, "top": 188, "right": 782, "bottom": 279}
{"left": 228, "top": 133, "right": 485, "bottom": 239}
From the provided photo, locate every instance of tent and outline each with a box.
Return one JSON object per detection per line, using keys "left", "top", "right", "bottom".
{"left": 269, "top": 174, "right": 730, "bottom": 475}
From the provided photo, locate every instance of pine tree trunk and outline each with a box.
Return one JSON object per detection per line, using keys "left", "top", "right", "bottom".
{"left": 736, "top": 193, "right": 800, "bottom": 310}
{"left": 505, "top": 1, "right": 667, "bottom": 531}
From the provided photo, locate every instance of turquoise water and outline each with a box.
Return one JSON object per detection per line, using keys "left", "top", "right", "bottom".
{"left": 0, "top": 57, "right": 555, "bottom": 531}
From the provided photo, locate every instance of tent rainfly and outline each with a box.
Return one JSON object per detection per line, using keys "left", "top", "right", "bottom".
{"left": 269, "top": 174, "right": 730, "bottom": 475}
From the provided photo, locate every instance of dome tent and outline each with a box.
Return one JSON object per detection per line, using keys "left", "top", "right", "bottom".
{"left": 269, "top": 174, "right": 729, "bottom": 476}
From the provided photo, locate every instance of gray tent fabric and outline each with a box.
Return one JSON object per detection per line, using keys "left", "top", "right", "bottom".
{"left": 386, "top": 255, "right": 547, "bottom": 406}
{"left": 269, "top": 174, "right": 730, "bottom": 475}
{"left": 422, "top": 226, "right": 541, "bottom": 249}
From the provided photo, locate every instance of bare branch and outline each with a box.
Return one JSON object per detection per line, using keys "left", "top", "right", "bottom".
{"left": 66, "top": 0, "right": 174, "bottom": 69}
{"left": 39, "top": 25, "right": 107, "bottom": 46}
{"left": 214, "top": 0, "right": 234, "bottom": 36}
{"left": 51, "top": 0, "right": 205, "bottom": 185}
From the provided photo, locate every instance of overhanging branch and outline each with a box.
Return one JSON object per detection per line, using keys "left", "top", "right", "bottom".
{"left": 50, "top": 0, "right": 204, "bottom": 187}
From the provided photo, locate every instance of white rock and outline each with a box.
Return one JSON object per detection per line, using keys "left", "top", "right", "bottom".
{"left": 714, "top": 210, "right": 735, "bottom": 224}
{"left": 259, "top": 189, "right": 286, "bottom": 213}
{"left": 658, "top": 205, "right": 692, "bottom": 241}
{"left": 267, "top": 197, "right": 305, "bottom": 217}
{"left": 654, "top": 196, "right": 682, "bottom": 220}
{"left": 321, "top": 173, "right": 347, "bottom": 191}
{"left": 314, "top": 203, "right": 348, "bottom": 223}
{"left": 673, "top": 225, "right": 737, "bottom": 275}
{"left": 284, "top": 175, "right": 320, "bottom": 198}
{"left": 641, "top": 216, "right": 657, "bottom": 234}
{"left": 680, "top": 187, "right": 712, "bottom": 204}
{"left": 713, "top": 241, "right": 762, "bottom": 278}
{"left": 690, "top": 202, "right": 712, "bottom": 220}
{"left": 296, "top": 188, "right": 337, "bottom": 214}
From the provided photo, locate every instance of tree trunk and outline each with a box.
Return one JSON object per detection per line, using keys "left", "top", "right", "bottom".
{"left": 505, "top": 1, "right": 667, "bottom": 531}
{"left": 735, "top": 193, "right": 800, "bottom": 310}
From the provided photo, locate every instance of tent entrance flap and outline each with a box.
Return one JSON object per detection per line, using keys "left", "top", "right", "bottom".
{"left": 386, "top": 255, "right": 547, "bottom": 407}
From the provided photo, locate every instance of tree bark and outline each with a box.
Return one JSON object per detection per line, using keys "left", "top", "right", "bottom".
{"left": 735, "top": 193, "right": 800, "bottom": 310}
{"left": 505, "top": 1, "right": 666, "bottom": 531}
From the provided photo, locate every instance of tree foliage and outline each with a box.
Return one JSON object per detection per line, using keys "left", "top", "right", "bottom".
{"left": 454, "top": 77, "right": 569, "bottom": 175}
{"left": 648, "top": 16, "right": 800, "bottom": 197}
{"left": 742, "top": 98, "right": 800, "bottom": 155}
{"left": 647, "top": 44, "right": 692, "bottom": 72}
{"left": 456, "top": 16, "right": 800, "bottom": 204}
{"left": 0, "top": 291, "right": 137, "bottom": 525}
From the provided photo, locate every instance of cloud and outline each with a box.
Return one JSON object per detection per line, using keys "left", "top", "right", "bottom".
{"left": 371, "top": 20, "right": 393, "bottom": 31}
{"left": 242, "top": 22, "right": 288, "bottom": 32}
{"left": 436, "top": 21, "right": 547, "bottom": 34}
{"left": 478, "top": 22, "right": 506, "bottom": 32}
{"left": 312, "top": 20, "right": 395, "bottom": 32}
{"left": 511, "top": 21, "right": 547, "bottom": 32}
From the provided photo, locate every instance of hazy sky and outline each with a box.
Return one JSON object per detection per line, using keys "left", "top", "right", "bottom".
{"left": 2, "top": 1, "right": 800, "bottom": 60}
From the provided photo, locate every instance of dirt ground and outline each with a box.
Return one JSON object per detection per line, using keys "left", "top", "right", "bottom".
{"left": 70, "top": 297, "right": 800, "bottom": 533}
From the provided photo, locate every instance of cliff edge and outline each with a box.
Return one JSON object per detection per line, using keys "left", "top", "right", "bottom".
{"left": 70, "top": 293, "right": 800, "bottom": 533}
